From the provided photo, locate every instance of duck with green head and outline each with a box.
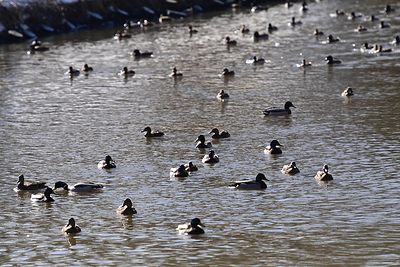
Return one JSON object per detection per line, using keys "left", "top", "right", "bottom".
{"left": 117, "top": 198, "right": 137, "bottom": 215}
{"left": 265, "top": 140, "right": 283, "bottom": 154}
{"left": 177, "top": 218, "right": 205, "bottom": 235}
{"left": 62, "top": 218, "right": 81, "bottom": 234}
{"left": 229, "top": 173, "right": 269, "bottom": 190}
{"left": 263, "top": 101, "right": 296, "bottom": 115}
{"left": 31, "top": 187, "right": 54, "bottom": 202}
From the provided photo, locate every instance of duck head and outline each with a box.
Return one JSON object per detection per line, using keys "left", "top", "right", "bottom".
{"left": 209, "top": 128, "right": 219, "bottom": 134}
{"left": 54, "top": 181, "right": 68, "bottom": 190}
{"left": 105, "top": 155, "right": 113, "bottom": 164}
{"left": 270, "top": 140, "right": 283, "bottom": 148}
{"left": 284, "top": 101, "right": 296, "bottom": 109}
{"left": 44, "top": 187, "right": 54, "bottom": 197}
{"left": 141, "top": 126, "right": 151, "bottom": 133}
{"left": 190, "top": 218, "right": 205, "bottom": 228}
{"left": 67, "top": 218, "right": 77, "bottom": 227}
{"left": 17, "top": 175, "right": 25, "bottom": 184}
{"left": 122, "top": 198, "right": 133, "bottom": 208}
{"left": 195, "top": 135, "right": 206, "bottom": 143}
{"left": 255, "top": 173, "right": 269, "bottom": 182}
{"left": 325, "top": 55, "right": 333, "bottom": 61}
{"left": 133, "top": 49, "right": 140, "bottom": 55}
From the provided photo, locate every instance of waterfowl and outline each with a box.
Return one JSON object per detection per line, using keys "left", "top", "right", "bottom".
{"left": 114, "top": 30, "right": 131, "bottom": 38}
{"left": 391, "top": 36, "right": 400, "bottom": 45}
{"left": 378, "top": 46, "right": 392, "bottom": 53}
{"left": 380, "top": 21, "right": 390, "bottom": 28}
{"left": 141, "top": 126, "right": 165, "bottom": 137}
{"left": 327, "top": 35, "right": 340, "bottom": 43}
{"left": 300, "top": 1, "right": 308, "bottom": 12}
{"left": 202, "top": 150, "right": 219, "bottom": 163}
{"left": 281, "top": 162, "right": 300, "bottom": 175}
{"left": 342, "top": 87, "right": 354, "bottom": 96}
{"left": 170, "top": 165, "right": 189, "bottom": 177}
{"left": 31, "top": 187, "right": 54, "bottom": 202}
{"left": 251, "top": 5, "right": 268, "bottom": 12}
{"left": 363, "top": 43, "right": 373, "bottom": 49}
{"left": 291, "top": 17, "right": 302, "bottom": 26}
{"left": 28, "top": 37, "right": 49, "bottom": 51}
{"left": 117, "top": 198, "right": 137, "bottom": 215}
{"left": 188, "top": 25, "right": 198, "bottom": 34}
{"left": 350, "top": 12, "right": 362, "bottom": 19}
{"left": 67, "top": 66, "right": 80, "bottom": 75}
{"left": 252, "top": 56, "right": 265, "bottom": 64}
{"left": 221, "top": 68, "right": 235, "bottom": 76}
{"left": 62, "top": 218, "right": 81, "bottom": 234}
{"left": 216, "top": 89, "right": 230, "bottom": 99}
{"left": 177, "top": 218, "right": 205, "bottom": 235}
{"left": 268, "top": 23, "right": 278, "bottom": 31}
{"left": 263, "top": 101, "right": 296, "bottom": 115}
{"left": 194, "top": 135, "right": 212, "bottom": 149}
{"left": 16, "top": 174, "right": 46, "bottom": 191}
{"left": 370, "top": 15, "right": 379, "bottom": 21}
{"left": 384, "top": 5, "right": 395, "bottom": 13}
{"left": 335, "top": 10, "right": 345, "bottom": 16}
{"left": 209, "top": 128, "right": 230, "bottom": 138}
{"left": 54, "top": 181, "right": 104, "bottom": 192}
{"left": 185, "top": 162, "right": 198, "bottom": 172}
{"left": 98, "top": 155, "right": 116, "bottom": 169}
{"left": 285, "top": 0, "right": 293, "bottom": 8}
{"left": 301, "top": 59, "right": 312, "bottom": 67}
{"left": 357, "top": 25, "right": 367, "bottom": 32}
{"left": 253, "top": 31, "right": 269, "bottom": 39}
{"left": 132, "top": 49, "right": 153, "bottom": 57}
{"left": 81, "top": 64, "right": 93, "bottom": 71}
{"left": 314, "top": 29, "right": 324, "bottom": 35}
{"left": 119, "top": 67, "right": 135, "bottom": 76}
{"left": 225, "top": 36, "right": 237, "bottom": 45}
{"left": 265, "top": 140, "right": 283, "bottom": 154}
{"left": 159, "top": 15, "right": 173, "bottom": 22}
{"left": 170, "top": 67, "right": 183, "bottom": 77}
{"left": 229, "top": 173, "right": 269, "bottom": 190}
{"left": 325, "top": 55, "right": 342, "bottom": 64}
{"left": 315, "top": 164, "right": 333, "bottom": 181}
{"left": 240, "top": 25, "right": 250, "bottom": 33}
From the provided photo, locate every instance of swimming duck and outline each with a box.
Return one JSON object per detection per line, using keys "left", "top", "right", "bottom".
{"left": 119, "top": 67, "right": 135, "bottom": 76}
{"left": 263, "top": 101, "right": 296, "bottom": 115}
{"left": 268, "top": 23, "right": 278, "bottom": 31}
{"left": 16, "top": 174, "right": 47, "bottom": 191}
{"left": 253, "top": 31, "right": 269, "bottom": 39}
{"left": 170, "top": 165, "right": 189, "bottom": 177}
{"left": 350, "top": 12, "right": 362, "bottom": 19}
{"left": 28, "top": 37, "right": 49, "bottom": 51}
{"left": 240, "top": 25, "right": 250, "bottom": 33}
{"left": 62, "top": 218, "right": 81, "bottom": 234}
{"left": 184, "top": 162, "right": 198, "bottom": 172}
{"left": 327, "top": 35, "right": 340, "bottom": 43}
{"left": 225, "top": 36, "right": 237, "bottom": 45}
{"left": 188, "top": 25, "right": 198, "bottom": 34}
{"left": 114, "top": 30, "right": 131, "bottom": 39}
{"left": 300, "top": 1, "right": 308, "bottom": 12}
{"left": 391, "top": 36, "right": 400, "bottom": 45}
{"left": 81, "top": 64, "right": 93, "bottom": 71}
{"left": 251, "top": 5, "right": 268, "bottom": 12}
{"left": 380, "top": 21, "right": 390, "bottom": 28}
{"left": 281, "top": 162, "right": 300, "bottom": 175}
{"left": 117, "top": 198, "right": 137, "bottom": 215}
{"left": 170, "top": 67, "right": 183, "bottom": 77}
{"left": 67, "top": 66, "right": 80, "bottom": 75}
{"left": 202, "top": 150, "right": 219, "bottom": 163}
{"left": 132, "top": 49, "right": 153, "bottom": 57}
{"left": 325, "top": 55, "right": 342, "bottom": 64}
{"left": 357, "top": 25, "right": 367, "bottom": 32}
{"left": 141, "top": 126, "right": 165, "bottom": 137}
{"left": 54, "top": 181, "right": 104, "bottom": 192}
{"left": 209, "top": 128, "right": 230, "bottom": 138}
{"left": 384, "top": 5, "right": 395, "bottom": 13}
{"left": 290, "top": 17, "right": 302, "bottom": 26}
{"left": 159, "top": 15, "right": 173, "bottom": 22}
{"left": 342, "top": 87, "right": 354, "bottom": 96}
{"left": 377, "top": 46, "right": 392, "bottom": 53}
{"left": 195, "top": 135, "right": 212, "bottom": 149}
{"left": 98, "top": 155, "right": 116, "bottom": 169}
{"left": 252, "top": 56, "right": 265, "bottom": 64}
{"left": 31, "top": 187, "right": 54, "bottom": 202}
{"left": 216, "top": 90, "right": 230, "bottom": 99}
{"left": 285, "top": 0, "right": 293, "bottom": 8}
{"left": 335, "top": 10, "right": 345, "bottom": 16}
{"left": 265, "top": 140, "right": 283, "bottom": 154}
{"left": 314, "top": 29, "right": 324, "bottom": 36}
{"left": 301, "top": 59, "right": 312, "bottom": 67}
{"left": 363, "top": 43, "right": 373, "bottom": 49}
{"left": 221, "top": 68, "right": 235, "bottom": 76}
{"left": 177, "top": 218, "right": 205, "bottom": 235}
{"left": 315, "top": 164, "right": 333, "bottom": 181}
{"left": 229, "top": 173, "right": 269, "bottom": 190}
{"left": 370, "top": 15, "right": 379, "bottom": 21}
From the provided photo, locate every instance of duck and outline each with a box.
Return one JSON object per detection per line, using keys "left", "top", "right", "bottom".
{"left": 268, "top": 23, "right": 278, "bottom": 31}
{"left": 350, "top": 12, "right": 362, "bottom": 19}
{"left": 170, "top": 67, "right": 183, "bottom": 77}
{"left": 67, "top": 66, "right": 80, "bottom": 75}
{"left": 265, "top": 140, "right": 283, "bottom": 155}
{"left": 335, "top": 10, "right": 345, "bottom": 16}
{"left": 263, "top": 101, "right": 296, "bottom": 115}
{"left": 132, "top": 49, "right": 153, "bottom": 57}
{"left": 342, "top": 87, "right": 354, "bottom": 96}
{"left": 229, "top": 173, "right": 269, "bottom": 190}
{"left": 315, "top": 164, "right": 333, "bottom": 181}
{"left": 357, "top": 25, "right": 367, "bottom": 32}
{"left": 98, "top": 155, "right": 116, "bottom": 169}
{"left": 380, "top": 21, "right": 390, "bottom": 28}
{"left": 202, "top": 150, "right": 219, "bottom": 163}
{"left": 225, "top": 36, "right": 237, "bottom": 45}
{"left": 325, "top": 55, "right": 342, "bottom": 64}
{"left": 159, "top": 15, "right": 173, "bottom": 22}
{"left": 290, "top": 17, "right": 302, "bottom": 26}
{"left": 188, "top": 25, "right": 198, "bottom": 34}
{"left": 184, "top": 162, "right": 198, "bottom": 172}
{"left": 177, "top": 218, "right": 205, "bottom": 235}
{"left": 251, "top": 5, "right": 268, "bottom": 12}
{"left": 16, "top": 174, "right": 47, "bottom": 191}
{"left": 253, "top": 31, "right": 269, "bottom": 40}
{"left": 314, "top": 29, "right": 324, "bottom": 36}
{"left": 301, "top": 59, "right": 312, "bottom": 67}
{"left": 194, "top": 135, "right": 212, "bottom": 149}
{"left": 114, "top": 30, "right": 131, "bottom": 39}
{"left": 28, "top": 37, "right": 49, "bottom": 51}
{"left": 391, "top": 36, "right": 400, "bottom": 45}
{"left": 81, "top": 64, "right": 93, "bottom": 72}
{"left": 300, "top": 1, "right": 308, "bottom": 12}
{"left": 216, "top": 89, "right": 230, "bottom": 99}
{"left": 141, "top": 126, "right": 165, "bottom": 137}
{"left": 384, "top": 5, "right": 395, "bottom": 13}
{"left": 285, "top": 0, "right": 293, "bottom": 8}
{"left": 363, "top": 42, "right": 373, "bottom": 49}
{"left": 209, "top": 128, "right": 230, "bottom": 138}
{"left": 240, "top": 25, "right": 250, "bottom": 33}
{"left": 377, "top": 46, "right": 392, "bottom": 53}
{"left": 54, "top": 181, "right": 104, "bottom": 192}
{"left": 221, "top": 68, "right": 235, "bottom": 76}
{"left": 119, "top": 67, "right": 135, "bottom": 76}
{"left": 327, "top": 35, "right": 340, "bottom": 43}
{"left": 62, "top": 218, "right": 81, "bottom": 234}
{"left": 252, "top": 56, "right": 265, "bottom": 65}
{"left": 281, "top": 162, "right": 300, "bottom": 175}
{"left": 170, "top": 165, "right": 189, "bottom": 177}
{"left": 117, "top": 198, "right": 137, "bottom": 215}
{"left": 31, "top": 187, "right": 54, "bottom": 202}
{"left": 370, "top": 15, "right": 379, "bottom": 21}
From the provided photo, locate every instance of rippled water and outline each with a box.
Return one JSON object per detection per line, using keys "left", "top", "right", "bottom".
{"left": 1, "top": 0, "right": 400, "bottom": 266}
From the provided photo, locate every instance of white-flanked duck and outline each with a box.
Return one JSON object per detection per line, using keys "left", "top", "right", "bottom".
{"left": 54, "top": 181, "right": 104, "bottom": 192}
{"left": 177, "top": 218, "right": 205, "bottom": 235}
{"left": 16, "top": 174, "right": 47, "bottom": 191}
{"left": 209, "top": 128, "right": 230, "bottom": 138}
{"left": 263, "top": 101, "right": 296, "bottom": 115}
{"left": 380, "top": 21, "right": 390, "bottom": 28}
{"left": 188, "top": 25, "right": 198, "bottom": 34}
{"left": 62, "top": 218, "right": 81, "bottom": 234}
{"left": 216, "top": 90, "right": 230, "bottom": 100}
{"left": 268, "top": 23, "right": 278, "bottom": 31}
{"left": 81, "top": 64, "right": 93, "bottom": 72}
{"left": 252, "top": 56, "right": 265, "bottom": 64}
{"left": 169, "top": 67, "right": 183, "bottom": 77}
{"left": 281, "top": 162, "right": 300, "bottom": 175}
{"left": 31, "top": 187, "right": 54, "bottom": 202}
{"left": 325, "top": 55, "right": 342, "bottom": 64}
{"left": 342, "top": 87, "right": 354, "bottom": 96}
{"left": 384, "top": 4, "right": 395, "bottom": 13}
{"left": 202, "top": 150, "right": 219, "bottom": 163}
{"left": 240, "top": 25, "right": 250, "bottom": 33}
{"left": 132, "top": 49, "right": 153, "bottom": 57}
{"left": 265, "top": 140, "right": 283, "bottom": 154}
{"left": 119, "top": 66, "right": 135, "bottom": 76}
{"left": 327, "top": 35, "right": 340, "bottom": 43}
{"left": 314, "top": 29, "right": 324, "bottom": 36}
{"left": 300, "top": 1, "right": 308, "bottom": 12}
{"left": 117, "top": 198, "right": 137, "bottom": 215}
{"left": 195, "top": 135, "right": 212, "bottom": 149}
{"left": 141, "top": 126, "right": 165, "bottom": 137}
{"left": 300, "top": 59, "right": 312, "bottom": 67}
{"left": 98, "top": 155, "right": 116, "bottom": 169}
{"left": 229, "top": 173, "right": 269, "bottom": 190}
{"left": 66, "top": 66, "right": 80, "bottom": 76}
{"left": 170, "top": 165, "right": 189, "bottom": 177}
{"left": 315, "top": 164, "right": 333, "bottom": 181}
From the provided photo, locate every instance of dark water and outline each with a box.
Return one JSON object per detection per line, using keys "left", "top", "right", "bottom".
{"left": 1, "top": 0, "right": 400, "bottom": 266}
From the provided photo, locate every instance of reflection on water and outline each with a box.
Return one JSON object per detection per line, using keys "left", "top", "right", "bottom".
{"left": 1, "top": 0, "right": 400, "bottom": 266}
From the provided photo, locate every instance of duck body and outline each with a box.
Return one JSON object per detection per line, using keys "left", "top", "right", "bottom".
{"left": 328, "top": 35, "right": 340, "bottom": 43}
{"left": 202, "top": 150, "right": 219, "bottom": 163}
{"left": 170, "top": 67, "right": 183, "bottom": 77}
{"left": 357, "top": 25, "right": 367, "bottom": 32}
{"left": 225, "top": 36, "right": 237, "bottom": 45}
{"left": 114, "top": 30, "right": 131, "bottom": 39}
{"left": 62, "top": 218, "right": 81, "bottom": 234}
{"left": 268, "top": 24, "right": 278, "bottom": 31}
{"left": 16, "top": 175, "right": 47, "bottom": 191}
{"left": 216, "top": 90, "right": 230, "bottom": 99}
{"left": 177, "top": 218, "right": 205, "bottom": 235}
{"left": 142, "top": 126, "right": 164, "bottom": 137}
{"left": 119, "top": 67, "right": 135, "bottom": 76}
{"left": 252, "top": 56, "right": 265, "bottom": 64}
{"left": 263, "top": 101, "right": 296, "bottom": 115}
{"left": 209, "top": 128, "right": 230, "bottom": 138}
{"left": 281, "top": 162, "right": 300, "bottom": 175}
{"left": 265, "top": 140, "right": 283, "bottom": 155}
{"left": 380, "top": 21, "right": 390, "bottom": 29}
{"left": 98, "top": 155, "right": 116, "bottom": 169}
{"left": 291, "top": 17, "right": 302, "bottom": 25}
{"left": 81, "top": 64, "right": 93, "bottom": 71}
{"left": 253, "top": 31, "right": 269, "bottom": 40}
{"left": 240, "top": 25, "right": 250, "bottom": 33}
{"left": 385, "top": 5, "right": 395, "bottom": 13}
{"left": 54, "top": 181, "right": 104, "bottom": 192}
{"left": 221, "top": 68, "right": 235, "bottom": 76}
{"left": 230, "top": 173, "right": 269, "bottom": 190}
{"left": 195, "top": 135, "right": 212, "bottom": 149}
{"left": 31, "top": 187, "right": 54, "bottom": 202}
{"left": 342, "top": 87, "right": 354, "bottom": 96}
{"left": 325, "top": 55, "right": 342, "bottom": 64}
{"left": 314, "top": 29, "right": 324, "bottom": 36}
{"left": 117, "top": 198, "right": 137, "bottom": 215}
{"left": 185, "top": 162, "right": 198, "bottom": 172}
{"left": 301, "top": 59, "right": 312, "bottom": 67}
{"left": 170, "top": 165, "right": 189, "bottom": 177}
{"left": 133, "top": 49, "right": 153, "bottom": 57}
{"left": 315, "top": 164, "right": 333, "bottom": 181}
{"left": 67, "top": 66, "right": 80, "bottom": 75}
{"left": 188, "top": 25, "right": 198, "bottom": 34}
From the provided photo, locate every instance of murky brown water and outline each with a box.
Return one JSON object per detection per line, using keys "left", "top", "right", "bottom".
{"left": 1, "top": 0, "right": 400, "bottom": 266}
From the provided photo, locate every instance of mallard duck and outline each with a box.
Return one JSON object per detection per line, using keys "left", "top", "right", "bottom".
{"left": 268, "top": 23, "right": 278, "bottom": 31}
{"left": 335, "top": 10, "right": 345, "bottom": 16}
{"left": 357, "top": 25, "right": 367, "bottom": 32}
{"left": 194, "top": 135, "right": 212, "bottom": 149}
{"left": 384, "top": 5, "right": 395, "bottom": 13}
{"left": 62, "top": 218, "right": 81, "bottom": 234}
{"left": 350, "top": 12, "right": 362, "bottom": 19}
{"left": 281, "top": 162, "right": 300, "bottom": 175}
{"left": 114, "top": 30, "right": 131, "bottom": 38}
{"left": 370, "top": 15, "right": 379, "bottom": 21}
{"left": 291, "top": 17, "right": 302, "bottom": 26}
{"left": 185, "top": 162, "right": 198, "bottom": 172}
{"left": 380, "top": 21, "right": 390, "bottom": 28}
{"left": 188, "top": 25, "right": 198, "bottom": 34}
{"left": 314, "top": 29, "right": 324, "bottom": 36}
{"left": 16, "top": 174, "right": 46, "bottom": 191}
{"left": 285, "top": 0, "right": 293, "bottom": 8}
{"left": 263, "top": 101, "right": 296, "bottom": 115}
{"left": 54, "top": 181, "right": 104, "bottom": 192}
{"left": 170, "top": 67, "right": 183, "bottom": 77}
{"left": 342, "top": 87, "right": 354, "bottom": 96}
{"left": 240, "top": 25, "right": 250, "bottom": 33}
{"left": 117, "top": 198, "right": 137, "bottom": 215}
{"left": 301, "top": 59, "right": 312, "bottom": 67}
{"left": 225, "top": 36, "right": 237, "bottom": 45}
{"left": 327, "top": 35, "right": 340, "bottom": 43}
{"left": 119, "top": 67, "right": 135, "bottom": 76}
{"left": 81, "top": 64, "right": 93, "bottom": 71}
{"left": 265, "top": 140, "right": 283, "bottom": 154}
{"left": 141, "top": 126, "right": 165, "bottom": 137}
{"left": 31, "top": 187, "right": 54, "bottom": 202}
{"left": 209, "top": 128, "right": 230, "bottom": 138}
{"left": 315, "top": 164, "right": 333, "bottom": 181}
{"left": 202, "top": 150, "right": 219, "bottom": 163}
{"left": 377, "top": 46, "right": 392, "bottom": 53}
{"left": 221, "top": 68, "right": 235, "bottom": 76}
{"left": 216, "top": 90, "right": 229, "bottom": 99}
{"left": 132, "top": 49, "right": 153, "bottom": 57}
{"left": 170, "top": 165, "right": 189, "bottom": 177}
{"left": 229, "top": 173, "right": 269, "bottom": 190}
{"left": 252, "top": 56, "right": 265, "bottom": 64}
{"left": 253, "top": 31, "right": 269, "bottom": 39}
{"left": 177, "top": 218, "right": 205, "bottom": 235}
{"left": 98, "top": 155, "right": 116, "bottom": 169}
{"left": 66, "top": 66, "right": 80, "bottom": 75}
{"left": 325, "top": 55, "right": 342, "bottom": 64}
